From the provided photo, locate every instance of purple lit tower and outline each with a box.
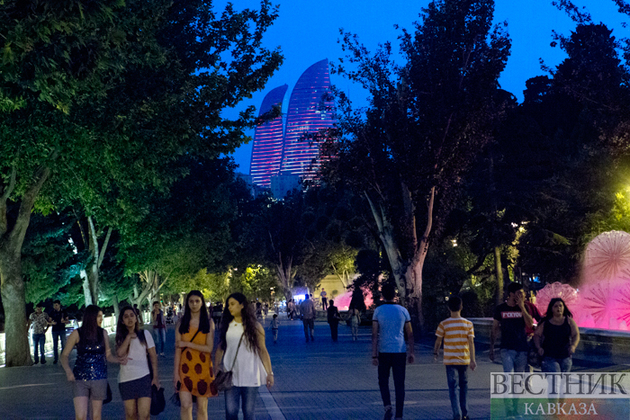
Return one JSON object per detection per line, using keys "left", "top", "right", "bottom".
{"left": 280, "top": 59, "right": 335, "bottom": 180}
{"left": 249, "top": 85, "right": 288, "bottom": 188}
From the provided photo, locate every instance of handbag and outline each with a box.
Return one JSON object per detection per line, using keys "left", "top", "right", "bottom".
{"left": 103, "top": 382, "right": 113, "bottom": 404}
{"left": 171, "top": 329, "right": 201, "bottom": 406}
{"left": 150, "top": 384, "right": 166, "bottom": 415}
{"left": 214, "top": 334, "right": 244, "bottom": 392}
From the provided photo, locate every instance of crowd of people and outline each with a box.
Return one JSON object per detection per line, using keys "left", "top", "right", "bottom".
{"left": 30, "top": 290, "right": 273, "bottom": 420}
{"left": 26, "top": 280, "right": 579, "bottom": 420}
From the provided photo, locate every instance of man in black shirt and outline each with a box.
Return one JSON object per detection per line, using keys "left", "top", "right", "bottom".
{"left": 49, "top": 300, "right": 69, "bottom": 364}
{"left": 489, "top": 282, "right": 534, "bottom": 373}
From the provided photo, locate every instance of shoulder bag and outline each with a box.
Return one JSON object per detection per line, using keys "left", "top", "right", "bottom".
{"left": 214, "top": 333, "right": 244, "bottom": 392}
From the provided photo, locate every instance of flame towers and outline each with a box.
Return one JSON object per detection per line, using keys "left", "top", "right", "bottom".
{"left": 249, "top": 59, "right": 335, "bottom": 193}
{"left": 249, "top": 84, "right": 288, "bottom": 188}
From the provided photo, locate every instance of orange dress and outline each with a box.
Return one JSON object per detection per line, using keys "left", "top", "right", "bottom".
{"left": 179, "top": 327, "right": 217, "bottom": 397}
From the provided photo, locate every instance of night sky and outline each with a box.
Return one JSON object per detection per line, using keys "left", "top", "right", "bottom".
{"left": 220, "top": 0, "right": 628, "bottom": 173}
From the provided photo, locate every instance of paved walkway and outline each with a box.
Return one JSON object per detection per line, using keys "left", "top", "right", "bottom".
{"left": 1, "top": 316, "right": 628, "bottom": 419}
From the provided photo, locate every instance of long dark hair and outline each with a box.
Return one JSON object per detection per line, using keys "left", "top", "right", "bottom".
{"left": 115, "top": 306, "right": 147, "bottom": 348}
{"left": 543, "top": 298, "right": 573, "bottom": 323}
{"left": 79, "top": 305, "right": 102, "bottom": 343}
{"left": 219, "top": 292, "right": 260, "bottom": 355}
{"left": 179, "top": 290, "right": 210, "bottom": 335}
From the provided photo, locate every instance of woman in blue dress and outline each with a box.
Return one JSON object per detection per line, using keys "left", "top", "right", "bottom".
{"left": 61, "top": 305, "right": 126, "bottom": 420}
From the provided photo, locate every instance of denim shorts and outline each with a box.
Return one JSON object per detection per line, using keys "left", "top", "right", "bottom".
{"left": 73, "top": 379, "right": 108, "bottom": 400}
{"left": 119, "top": 374, "right": 151, "bottom": 400}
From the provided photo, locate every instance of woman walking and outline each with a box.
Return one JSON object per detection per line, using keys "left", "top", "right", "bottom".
{"left": 116, "top": 306, "right": 160, "bottom": 420}
{"left": 215, "top": 293, "right": 274, "bottom": 420}
{"left": 61, "top": 305, "right": 126, "bottom": 420}
{"left": 533, "top": 298, "right": 580, "bottom": 372}
{"left": 350, "top": 307, "right": 360, "bottom": 341}
{"left": 173, "top": 290, "right": 217, "bottom": 420}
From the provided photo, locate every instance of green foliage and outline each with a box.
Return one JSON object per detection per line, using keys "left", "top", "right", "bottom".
{"left": 118, "top": 158, "right": 240, "bottom": 291}
{"left": 22, "top": 212, "right": 79, "bottom": 304}
{"left": 0, "top": 0, "right": 142, "bottom": 112}
{"left": 0, "top": 0, "right": 282, "bottom": 356}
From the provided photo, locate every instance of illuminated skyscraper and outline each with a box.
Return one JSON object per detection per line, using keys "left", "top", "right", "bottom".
{"left": 249, "top": 84, "right": 288, "bottom": 188}
{"left": 249, "top": 60, "right": 335, "bottom": 194}
{"left": 280, "top": 59, "right": 335, "bottom": 180}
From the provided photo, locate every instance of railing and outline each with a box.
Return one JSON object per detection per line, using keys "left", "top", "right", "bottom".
{"left": 0, "top": 311, "right": 150, "bottom": 367}
{"left": 469, "top": 317, "right": 630, "bottom": 365}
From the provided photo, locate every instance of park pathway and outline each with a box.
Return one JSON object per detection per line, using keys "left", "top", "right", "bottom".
{"left": 2, "top": 314, "right": 626, "bottom": 419}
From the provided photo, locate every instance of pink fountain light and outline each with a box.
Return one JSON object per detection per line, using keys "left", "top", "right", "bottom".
{"left": 333, "top": 288, "right": 374, "bottom": 311}
{"left": 534, "top": 282, "right": 579, "bottom": 318}
{"left": 582, "top": 231, "right": 630, "bottom": 287}
{"left": 575, "top": 230, "right": 630, "bottom": 330}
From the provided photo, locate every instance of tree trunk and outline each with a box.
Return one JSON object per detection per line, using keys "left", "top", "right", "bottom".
{"left": 86, "top": 262, "right": 99, "bottom": 306}
{"left": 134, "top": 270, "right": 165, "bottom": 310}
{"left": 81, "top": 269, "right": 93, "bottom": 306}
{"left": 364, "top": 193, "right": 406, "bottom": 295}
{"left": 405, "top": 244, "right": 428, "bottom": 335}
{"left": 112, "top": 294, "right": 120, "bottom": 319}
{"left": 494, "top": 246, "right": 504, "bottom": 305}
{"left": 365, "top": 186, "right": 435, "bottom": 334}
{"left": 83, "top": 217, "right": 103, "bottom": 305}
{"left": 0, "top": 252, "right": 31, "bottom": 366}
{"left": 0, "top": 166, "right": 50, "bottom": 366}
{"left": 275, "top": 256, "right": 293, "bottom": 301}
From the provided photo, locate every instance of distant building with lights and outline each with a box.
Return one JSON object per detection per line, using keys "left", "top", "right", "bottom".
{"left": 249, "top": 59, "right": 335, "bottom": 197}
{"left": 249, "top": 85, "right": 288, "bottom": 189}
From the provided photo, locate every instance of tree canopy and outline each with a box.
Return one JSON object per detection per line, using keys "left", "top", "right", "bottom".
{"left": 0, "top": 0, "right": 282, "bottom": 366}
{"left": 324, "top": 0, "right": 511, "bottom": 330}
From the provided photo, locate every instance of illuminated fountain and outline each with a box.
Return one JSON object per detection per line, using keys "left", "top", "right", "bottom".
{"left": 534, "top": 231, "right": 630, "bottom": 330}
{"left": 333, "top": 288, "right": 374, "bottom": 311}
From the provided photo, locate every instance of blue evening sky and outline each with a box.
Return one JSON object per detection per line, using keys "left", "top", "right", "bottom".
{"left": 221, "top": 0, "right": 628, "bottom": 173}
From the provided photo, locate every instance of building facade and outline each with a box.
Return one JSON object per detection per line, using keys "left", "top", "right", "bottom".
{"left": 249, "top": 59, "right": 335, "bottom": 196}
{"left": 280, "top": 59, "right": 335, "bottom": 181}
{"left": 249, "top": 84, "right": 288, "bottom": 188}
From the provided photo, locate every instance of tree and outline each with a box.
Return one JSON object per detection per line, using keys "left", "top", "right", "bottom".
{"left": 0, "top": 0, "right": 148, "bottom": 366}
{"left": 22, "top": 211, "right": 81, "bottom": 304}
{"left": 0, "top": 0, "right": 282, "bottom": 366}
{"left": 117, "top": 157, "right": 240, "bottom": 307}
{"left": 324, "top": 0, "right": 510, "bottom": 331}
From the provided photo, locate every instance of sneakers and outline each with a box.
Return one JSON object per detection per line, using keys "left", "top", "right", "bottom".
{"left": 53, "top": 360, "right": 58, "bottom": 364}
{"left": 33, "top": 359, "right": 38, "bottom": 365}
{"left": 383, "top": 405, "right": 393, "bottom": 420}
{"left": 41, "top": 359, "right": 46, "bottom": 364}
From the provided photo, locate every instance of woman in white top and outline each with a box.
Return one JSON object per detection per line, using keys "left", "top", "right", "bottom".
{"left": 115, "top": 306, "right": 160, "bottom": 420}
{"left": 215, "top": 293, "right": 274, "bottom": 420}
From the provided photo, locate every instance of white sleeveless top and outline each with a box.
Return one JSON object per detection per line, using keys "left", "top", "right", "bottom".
{"left": 223, "top": 321, "right": 264, "bottom": 387}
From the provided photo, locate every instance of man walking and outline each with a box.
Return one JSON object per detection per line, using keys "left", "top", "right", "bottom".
{"left": 434, "top": 296, "right": 476, "bottom": 420}
{"left": 372, "top": 284, "right": 414, "bottom": 420}
{"left": 151, "top": 301, "right": 167, "bottom": 357}
{"left": 327, "top": 299, "right": 340, "bottom": 342}
{"left": 300, "top": 293, "right": 316, "bottom": 342}
{"left": 489, "top": 282, "right": 535, "bottom": 372}
{"left": 28, "top": 303, "right": 52, "bottom": 365}
{"left": 49, "top": 300, "right": 68, "bottom": 364}
{"left": 320, "top": 288, "right": 328, "bottom": 310}
{"left": 490, "top": 282, "right": 536, "bottom": 417}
